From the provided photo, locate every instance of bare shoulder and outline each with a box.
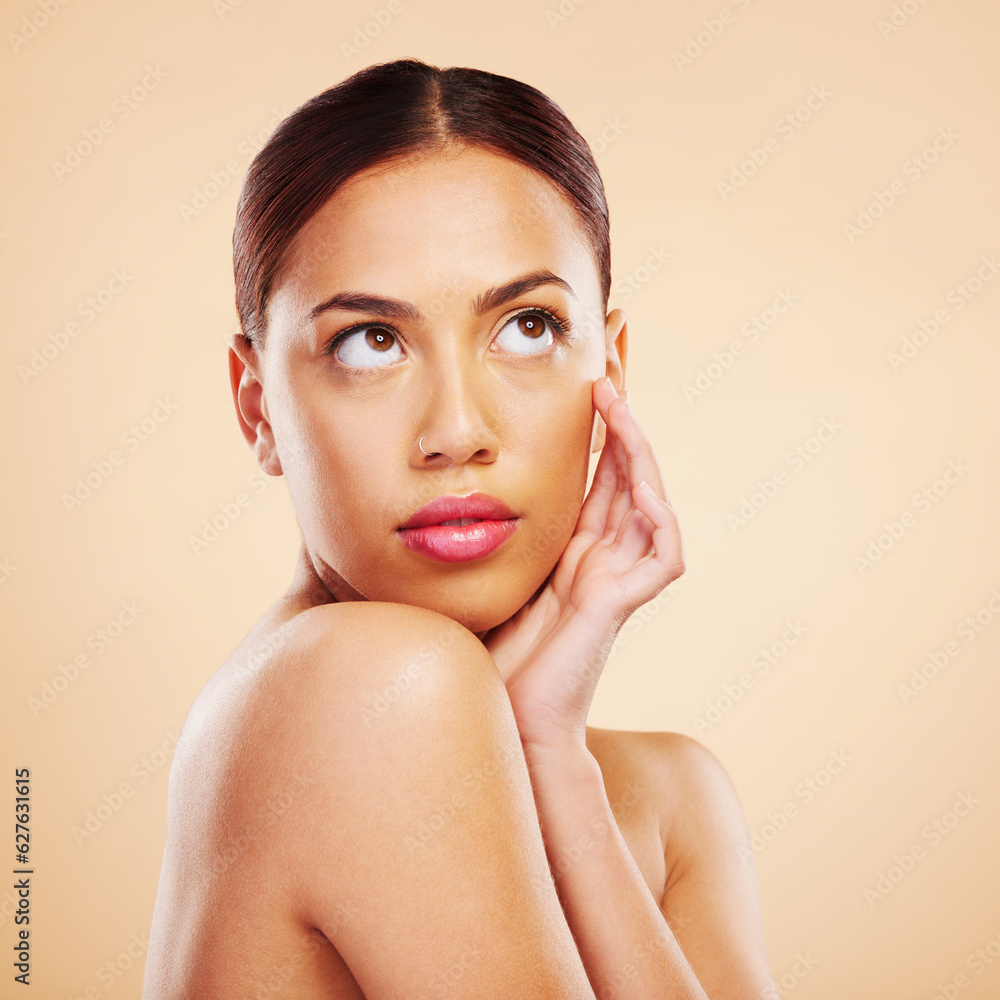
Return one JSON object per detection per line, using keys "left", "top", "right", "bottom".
{"left": 587, "top": 728, "right": 752, "bottom": 879}
{"left": 176, "top": 599, "right": 479, "bottom": 758}
{"left": 149, "top": 602, "right": 603, "bottom": 997}
{"left": 164, "top": 598, "right": 491, "bottom": 874}
{"left": 586, "top": 728, "right": 775, "bottom": 998}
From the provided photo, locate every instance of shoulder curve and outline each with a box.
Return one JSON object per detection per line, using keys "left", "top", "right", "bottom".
{"left": 586, "top": 727, "right": 723, "bottom": 778}
{"left": 587, "top": 731, "right": 747, "bottom": 861}
{"left": 164, "top": 599, "right": 499, "bottom": 859}
{"left": 171, "top": 600, "right": 490, "bottom": 794}
{"left": 268, "top": 600, "right": 491, "bottom": 706}
{"left": 633, "top": 732, "right": 754, "bottom": 882}
{"left": 286, "top": 598, "right": 479, "bottom": 656}
{"left": 631, "top": 734, "right": 777, "bottom": 996}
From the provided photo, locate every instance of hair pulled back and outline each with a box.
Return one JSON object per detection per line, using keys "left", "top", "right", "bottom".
{"left": 233, "top": 58, "right": 610, "bottom": 345}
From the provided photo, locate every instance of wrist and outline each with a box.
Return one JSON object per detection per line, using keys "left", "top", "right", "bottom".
{"left": 520, "top": 733, "right": 602, "bottom": 788}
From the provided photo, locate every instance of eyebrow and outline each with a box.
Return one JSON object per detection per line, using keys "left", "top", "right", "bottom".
{"left": 306, "top": 269, "right": 575, "bottom": 324}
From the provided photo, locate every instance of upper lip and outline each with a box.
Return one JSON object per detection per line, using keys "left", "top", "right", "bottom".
{"left": 398, "top": 492, "right": 518, "bottom": 530}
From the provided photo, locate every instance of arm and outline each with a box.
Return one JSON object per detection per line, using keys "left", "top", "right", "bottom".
{"left": 523, "top": 737, "right": 708, "bottom": 1000}
{"left": 283, "top": 602, "right": 601, "bottom": 999}
{"left": 482, "top": 378, "right": 774, "bottom": 996}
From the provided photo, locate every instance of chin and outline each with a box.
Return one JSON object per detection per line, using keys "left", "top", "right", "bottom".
{"left": 408, "top": 580, "right": 533, "bottom": 638}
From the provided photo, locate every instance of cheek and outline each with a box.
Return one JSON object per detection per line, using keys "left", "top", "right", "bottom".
{"left": 273, "top": 388, "right": 394, "bottom": 514}
{"left": 519, "top": 389, "right": 593, "bottom": 493}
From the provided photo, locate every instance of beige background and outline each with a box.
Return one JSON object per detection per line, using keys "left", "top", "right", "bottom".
{"left": 2, "top": 0, "right": 998, "bottom": 996}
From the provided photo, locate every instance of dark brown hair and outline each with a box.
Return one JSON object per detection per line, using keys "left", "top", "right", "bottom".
{"left": 232, "top": 58, "right": 611, "bottom": 345}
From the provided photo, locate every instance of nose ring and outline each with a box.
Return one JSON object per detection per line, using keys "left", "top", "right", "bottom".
{"left": 418, "top": 436, "right": 432, "bottom": 456}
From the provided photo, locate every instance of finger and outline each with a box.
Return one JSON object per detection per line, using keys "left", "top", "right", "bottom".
{"left": 575, "top": 412, "right": 620, "bottom": 540}
{"left": 589, "top": 380, "right": 640, "bottom": 535}
{"left": 618, "top": 480, "right": 685, "bottom": 607}
{"left": 597, "top": 389, "right": 667, "bottom": 511}
{"left": 577, "top": 377, "right": 637, "bottom": 538}
{"left": 611, "top": 470, "right": 675, "bottom": 567}
{"left": 612, "top": 501, "right": 657, "bottom": 566}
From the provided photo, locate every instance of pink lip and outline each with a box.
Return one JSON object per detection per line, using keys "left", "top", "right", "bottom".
{"left": 399, "top": 492, "right": 517, "bottom": 529}
{"left": 397, "top": 492, "right": 520, "bottom": 563}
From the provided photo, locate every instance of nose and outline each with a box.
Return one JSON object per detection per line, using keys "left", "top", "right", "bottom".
{"left": 410, "top": 364, "right": 500, "bottom": 467}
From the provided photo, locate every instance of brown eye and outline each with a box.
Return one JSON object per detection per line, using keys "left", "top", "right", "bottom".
{"left": 366, "top": 329, "right": 395, "bottom": 351}
{"left": 495, "top": 311, "right": 559, "bottom": 355}
{"left": 517, "top": 314, "right": 546, "bottom": 339}
{"left": 336, "top": 326, "right": 403, "bottom": 368}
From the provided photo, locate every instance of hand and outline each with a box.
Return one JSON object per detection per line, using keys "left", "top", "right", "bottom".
{"left": 481, "top": 377, "right": 685, "bottom": 753}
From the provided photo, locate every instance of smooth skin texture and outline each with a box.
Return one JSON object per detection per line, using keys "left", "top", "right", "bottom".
{"left": 142, "top": 144, "right": 776, "bottom": 998}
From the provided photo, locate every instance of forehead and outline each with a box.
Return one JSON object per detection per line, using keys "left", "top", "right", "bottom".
{"left": 271, "top": 145, "right": 599, "bottom": 311}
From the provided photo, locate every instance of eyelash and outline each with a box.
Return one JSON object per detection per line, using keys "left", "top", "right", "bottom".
{"left": 321, "top": 306, "right": 573, "bottom": 363}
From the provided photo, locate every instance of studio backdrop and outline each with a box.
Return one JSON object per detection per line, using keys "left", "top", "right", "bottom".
{"left": 2, "top": 1, "right": 998, "bottom": 997}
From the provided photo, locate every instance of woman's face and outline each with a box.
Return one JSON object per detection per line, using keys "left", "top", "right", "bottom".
{"left": 238, "top": 144, "right": 625, "bottom": 635}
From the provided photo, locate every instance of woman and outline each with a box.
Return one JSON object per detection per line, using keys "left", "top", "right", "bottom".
{"left": 143, "top": 58, "right": 777, "bottom": 999}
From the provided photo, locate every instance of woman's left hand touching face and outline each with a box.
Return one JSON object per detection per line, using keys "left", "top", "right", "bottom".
{"left": 481, "top": 376, "right": 685, "bottom": 753}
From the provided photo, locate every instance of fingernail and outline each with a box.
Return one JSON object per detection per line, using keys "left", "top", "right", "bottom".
{"left": 623, "top": 390, "right": 632, "bottom": 413}
{"left": 603, "top": 376, "right": 617, "bottom": 396}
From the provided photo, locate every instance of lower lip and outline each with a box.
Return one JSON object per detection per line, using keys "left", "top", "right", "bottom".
{"left": 397, "top": 518, "right": 520, "bottom": 563}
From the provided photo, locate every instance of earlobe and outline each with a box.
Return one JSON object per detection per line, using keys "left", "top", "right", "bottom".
{"left": 590, "top": 308, "right": 627, "bottom": 454}
{"left": 228, "top": 334, "right": 283, "bottom": 477}
{"left": 604, "top": 308, "right": 628, "bottom": 395}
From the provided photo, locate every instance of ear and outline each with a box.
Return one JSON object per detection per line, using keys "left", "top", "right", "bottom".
{"left": 229, "top": 333, "right": 283, "bottom": 476}
{"left": 590, "top": 308, "right": 628, "bottom": 454}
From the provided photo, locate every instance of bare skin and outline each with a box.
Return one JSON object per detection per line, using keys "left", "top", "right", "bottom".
{"left": 143, "top": 144, "right": 776, "bottom": 998}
